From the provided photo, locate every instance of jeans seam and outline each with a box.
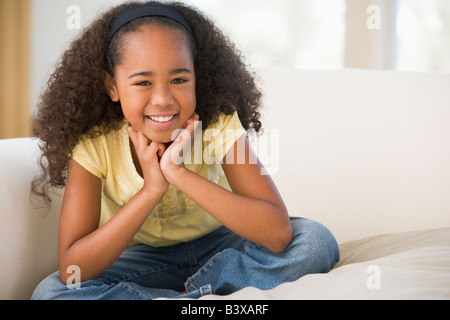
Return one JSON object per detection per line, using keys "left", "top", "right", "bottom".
{"left": 184, "top": 252, "right": 217, "bottom": 292}
{"left": 185, "top": 242, "right": 198, "bottom": 275}
{"left": 106, "top": 264, "right": 186, "bottom": 285}
{"left": 185, "top": 277, "right": 196, "bottom": 291}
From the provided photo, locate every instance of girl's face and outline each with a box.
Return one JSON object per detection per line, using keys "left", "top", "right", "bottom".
{"left": 105, "top": 24, "right": 196, "bottom": 143}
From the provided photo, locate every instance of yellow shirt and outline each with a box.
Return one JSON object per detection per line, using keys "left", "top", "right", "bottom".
{"left": 72, "top": 112, "right": 246, "bottom": 247}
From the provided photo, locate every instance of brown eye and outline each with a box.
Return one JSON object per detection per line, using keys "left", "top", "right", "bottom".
{"left": 136, "top": 81, "right": 151, "bottom": 86}
{"left": 171, "top": 78, "right": 188, "bottom": 84}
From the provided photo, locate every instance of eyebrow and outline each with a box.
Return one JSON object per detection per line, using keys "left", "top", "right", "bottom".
{"left": 128, "top": 68, "right": 192, "bottom": 79}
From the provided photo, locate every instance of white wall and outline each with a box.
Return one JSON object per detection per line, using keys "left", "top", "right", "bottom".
{"left": 345, "top": 0, "right": 397, "bottom": 69}
{"left": 31, "top": 0, "right": 123, "bottom": 112}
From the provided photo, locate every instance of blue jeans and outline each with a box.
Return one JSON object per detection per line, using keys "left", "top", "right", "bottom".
{"left": 31, "top": 217, "right": 339, "bottom": 300}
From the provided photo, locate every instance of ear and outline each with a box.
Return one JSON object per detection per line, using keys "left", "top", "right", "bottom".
{"left": 103, "top": 71, "right": 119, "bottom": 102}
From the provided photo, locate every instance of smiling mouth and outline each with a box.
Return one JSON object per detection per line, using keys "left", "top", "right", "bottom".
{"left": 146, "top": 115, "right": 176, "bottom": 123}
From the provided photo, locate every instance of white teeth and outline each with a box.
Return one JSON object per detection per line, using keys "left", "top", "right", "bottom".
{"left": 149, "top": 115, "right": 175, "bottom": 122}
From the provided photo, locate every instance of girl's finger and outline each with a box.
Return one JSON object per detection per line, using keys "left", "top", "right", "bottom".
{"left": 157, "top": 143, "right": 166, "bottom": 159}
{"left": 182, "top": 112, "right": 199, "bottom": 129}
{"left": 137, "top": 130, "right": 150, "bottom": 152}
{"left": 148, "top": 142, "right": 166, "bottom": 162}
{"left": 128, "top": 126, "right": 138, "bottom": 148}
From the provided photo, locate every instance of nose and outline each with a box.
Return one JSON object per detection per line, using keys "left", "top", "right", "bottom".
{"left": 151, "top": 84, "right": 174, "bottom": 108}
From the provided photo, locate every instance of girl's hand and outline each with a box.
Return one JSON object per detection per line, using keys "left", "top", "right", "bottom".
{"left": 128, "top": 127, "right": 169, "bottom": 197}
{"left": 160, "top": 113, "right": 199, "bottom": 182}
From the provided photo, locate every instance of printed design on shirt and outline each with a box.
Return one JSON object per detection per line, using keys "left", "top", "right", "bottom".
{"left": 148, "top": 185, "right": 197, "bottom": 220}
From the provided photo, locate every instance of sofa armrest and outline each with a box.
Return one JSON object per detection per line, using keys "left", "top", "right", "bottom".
{"left": 0, "top": 138, "right": 62, "bottom": 299}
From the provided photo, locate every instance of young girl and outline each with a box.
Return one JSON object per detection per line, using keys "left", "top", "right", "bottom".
{"left": 31, "top": 1, "right": 339, "bottom": 300}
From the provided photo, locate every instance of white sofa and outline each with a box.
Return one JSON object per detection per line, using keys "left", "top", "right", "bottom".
{"left": 1, "top": 68, "right": 449, "bottom": 300}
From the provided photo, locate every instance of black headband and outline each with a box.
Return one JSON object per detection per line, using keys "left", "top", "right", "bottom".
{"left": 108, "top": 3, "right": 195, "bottom": 43}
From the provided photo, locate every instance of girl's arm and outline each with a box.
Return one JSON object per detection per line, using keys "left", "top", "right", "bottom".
{"left": 58, "top": 132, "right": 167, "bottom": 284}
{"left": 162, "top": 132, "right": 293, "bottom": 253}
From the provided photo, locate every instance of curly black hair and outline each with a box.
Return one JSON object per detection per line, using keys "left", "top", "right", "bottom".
{"left": 31, "top": 1, "right": 262, "bottom": 203}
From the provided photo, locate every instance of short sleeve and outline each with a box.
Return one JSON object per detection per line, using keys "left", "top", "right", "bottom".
{"left": 71, "top": 135, "right": 107, "bottom": 179}
{"left": 202, "top": 112, "right": 247, "bottom": 164}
